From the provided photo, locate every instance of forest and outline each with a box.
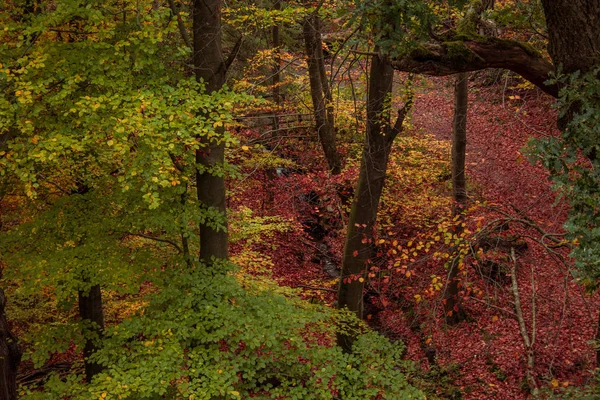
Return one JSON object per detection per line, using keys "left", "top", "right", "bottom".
{"left": 1, "top": 0, "right": 600, "bottom": 399}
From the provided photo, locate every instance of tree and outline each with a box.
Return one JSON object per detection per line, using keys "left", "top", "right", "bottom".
{"left": 193, "top": 0, "right": 230, "bottom": 262}
{"left": 0, "top": 0, "right": 243, "bottom": 385}
{"left": 272, "top": 0, "right": 282, "bottom": 108}
{"left": 337, "top": 52, "right": 412, "bottom": 350}
{"left": 303, "top": 10, "right": 342, "bottom": 175}
{"left": 443, "top": 72, "right": 468, "bottom": 325}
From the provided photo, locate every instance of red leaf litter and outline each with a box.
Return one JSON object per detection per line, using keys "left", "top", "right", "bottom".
{"left": 406, "top": 76, "right": 599, "bottom": 399}
{"left": 231, "top": 75, "right": 600, "bottom": 399}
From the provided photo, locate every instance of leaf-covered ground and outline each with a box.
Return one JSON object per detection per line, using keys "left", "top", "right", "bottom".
{"left": 408, "top": 76, "right": 598, "bottom": 399}
{"left": 233, "top": 74, "right": 600, "bottom": 399}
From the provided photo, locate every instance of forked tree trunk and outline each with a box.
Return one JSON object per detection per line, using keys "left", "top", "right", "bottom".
{"left": 444, "top": 72, "right": 469, "bottom": 325}
{"left": 337, "top": 54, "right": 411, "bottom": 351}
{"left": 78, "top": 284, "right": 105, "bottom": 382}
{"left": 0, "top": 285, "right": 21, "bottom": 400}
{"left": 303, "top": 14, "right": 341, "bottom": 175}
{"left": 193, "top": 0, "right": 229, "bottom": 262}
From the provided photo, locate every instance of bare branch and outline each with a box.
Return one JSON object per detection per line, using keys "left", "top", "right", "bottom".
{"left": 510, "top": 248, "right": 540, "bottom": 397}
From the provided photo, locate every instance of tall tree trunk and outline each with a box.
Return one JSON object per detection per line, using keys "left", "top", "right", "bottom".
{"left": 314, "top": 16, "right": 335, "bottom": 136}
{"left": 451, "top": 73, "right": 468, "bottom": 211}
{"left": 78, "top": 284, "right": 105, "bottom": 382}
{"left": 337, "top": 54, "right": 411, "bottom": 351}
{"left": 0, "top": 285, "right": 21, "bottom": 400}
{"left": 303, "top": 14, "right": 341, "bottom": 175}
{"left": 270, "top": 0, "right": 282, "bottom": 136}
{"left": 193, "top": 0, "right": 228, "bottom": 262}
{"left": 444, "top": 72, "right": 469, "bottom": 325}
{"left": 271, "top": 0, "right": 282, "bottom": 107}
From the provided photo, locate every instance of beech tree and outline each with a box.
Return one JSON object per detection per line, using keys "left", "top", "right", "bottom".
{"left": 193, "top": 0, "right": 230, "bottom": 262}
{"left": 337, "top": 52, "right": 412, "bottom": 350}
{"left": 303, "top": 9, "right": 341, "bottom": 175}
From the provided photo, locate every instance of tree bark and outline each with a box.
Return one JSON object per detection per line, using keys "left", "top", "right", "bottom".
{"left": 540, "top": 0, "right": 600, "bottom": 76}
{"left": 0, "top": 285, "right": 21, "bottom": 400}
{"left": 337, "top": 54, "right": 411, "bottom": 351}
{"left": 443, "top": 72, "right": 469, "bottom": 325}
{"left": 193, "top": 0, "right": 229, "bottom": 262}
{"left": 540, "top": 0, "right": 600, "bottom": 129}
{"left": 78, "top": 284, "right": 105, "bottom": 382}
{"left": 303, "top": 14, "right": 341, "bottom": 175}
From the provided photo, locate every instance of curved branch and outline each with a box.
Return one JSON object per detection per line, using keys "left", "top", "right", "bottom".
{"left": 125, "top": 232, "right": 182, "bottom": 253}
{"left": 389, "top": 38, "right": 558, "bottom": 98}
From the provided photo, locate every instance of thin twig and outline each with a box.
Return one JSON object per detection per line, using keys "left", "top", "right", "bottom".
{"left": 126, "top": 232, "right": 182, "bottom": 253}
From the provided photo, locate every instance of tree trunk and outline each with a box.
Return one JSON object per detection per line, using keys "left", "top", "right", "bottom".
{"left": 314, "top": 16, "right": 335, "bottom": 136}
{"left": 337, "top": 54, "right": 411, "bottom": 351}
{"left": 540, "top": 0, "right": 600, "bottom": 129}
{"left": 303, "top": 14, "right": 341, "bottom": 175}
{"left": 270, "top": 0, "right": 282, "bottom": 136}
{"left": 193, "top": 0, "right": 229, "bottom": 262}
{"left": 78, "top": 284, "right": 105, "bottom": 382}
{"left": 0, "top": 286, "right": 21, "bottom": 400}
{"left": 444, "top": 72, "right": 469, "bottom": 325}
{"left": 541, "top": 0, "right": 600, "bottom": 76}
{"left": 271, "top": 0, "right": 282, "bottom": 107}
{"left": 451, "top": 73, "right": 468, "bottom": 210}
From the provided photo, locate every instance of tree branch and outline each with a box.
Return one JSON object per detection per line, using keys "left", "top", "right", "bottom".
{"left": 389, "top": 38, "right": 558, "bottom": 98}
{"left": 224, "top": 35, "right": 243, "bottom": 74}
{"left": 168, "top": 0, "right": 192, "bottom": 49}
{"left": 126, "top": 232, "right": 182, "bottom": 253}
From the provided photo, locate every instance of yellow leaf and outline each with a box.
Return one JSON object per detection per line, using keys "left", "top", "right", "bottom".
{"left": 551, "top": 379, "right": 559, "bottom": 388}
{"left": 241, "top": 145, "right": 249, "bottom": 151}
{"left": 358, "top": 277, "right": 364, "bottom": 283}
{"left": 231, "top": 391, "right": 240, "bottom": 397}
{"left": 492, "top": 315, "right": 499, "bottom": 322}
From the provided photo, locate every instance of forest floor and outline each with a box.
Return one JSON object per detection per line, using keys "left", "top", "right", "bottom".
{"left": 407, "top": 75, "right": 598, "bottom": 399}
{"left": 235, "top": 74, "right": 600, "bottom": 399}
